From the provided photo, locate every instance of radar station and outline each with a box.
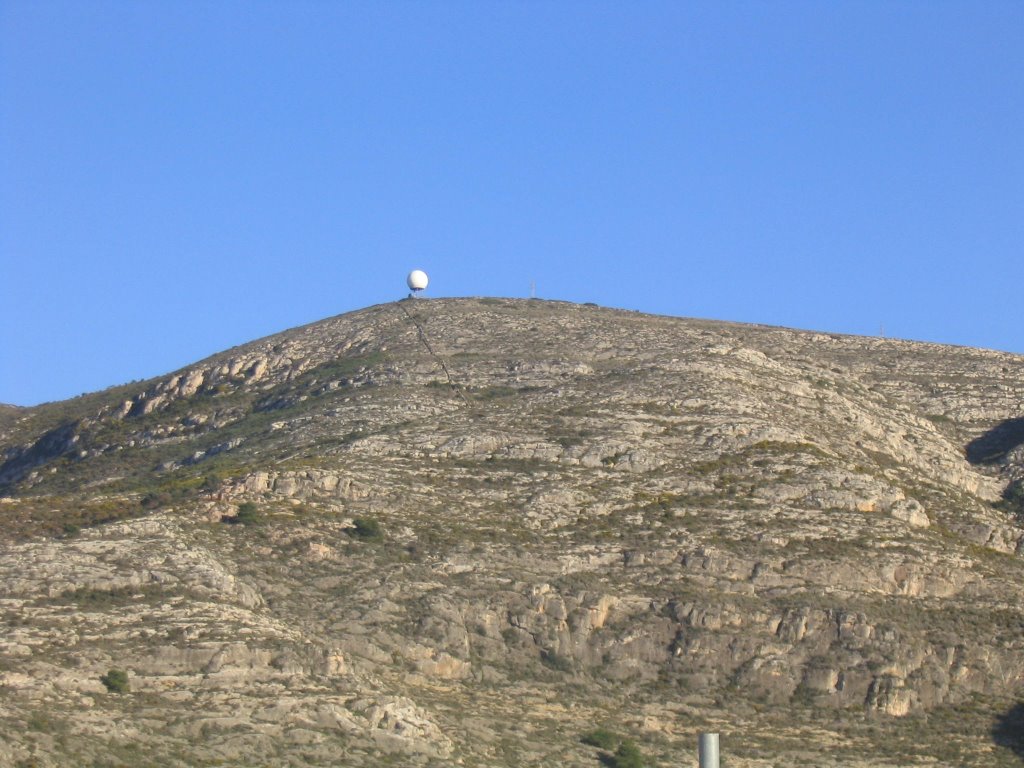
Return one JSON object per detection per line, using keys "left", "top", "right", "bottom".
{"left": 407, "top": 270, "right": 429, "bottom": 298}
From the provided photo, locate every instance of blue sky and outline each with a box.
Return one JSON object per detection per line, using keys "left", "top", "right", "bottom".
{"left": 2, "top": 1, "right": 1021, "bottom": 406}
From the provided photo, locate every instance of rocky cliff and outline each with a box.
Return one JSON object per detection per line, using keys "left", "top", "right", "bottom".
{"left": 1, "top": 298, "right": 1022, "bottom": 767}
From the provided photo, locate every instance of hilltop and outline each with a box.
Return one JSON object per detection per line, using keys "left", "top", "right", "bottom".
{"left": 1, "top": 298, "right": 1022, "bottom": 767}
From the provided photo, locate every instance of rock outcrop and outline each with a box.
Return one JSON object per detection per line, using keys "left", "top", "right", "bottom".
{"left": 1, "top": 298, "right": 1022, "bottom": 767}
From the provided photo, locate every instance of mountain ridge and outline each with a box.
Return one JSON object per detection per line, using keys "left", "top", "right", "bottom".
{"left": 1, "top": 298, "right": 1022, "bottom": 766}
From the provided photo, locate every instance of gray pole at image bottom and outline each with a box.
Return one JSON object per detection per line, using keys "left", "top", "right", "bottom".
{"left": 698, "top": 732, "right": 720, "bottom": 768}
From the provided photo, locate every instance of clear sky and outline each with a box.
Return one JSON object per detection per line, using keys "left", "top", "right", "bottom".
{"left": 2, "top": 1, "right": 1022, "bottom": 406}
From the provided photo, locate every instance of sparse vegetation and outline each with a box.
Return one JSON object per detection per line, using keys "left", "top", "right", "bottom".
{"left": 581, "top": 728, "right": 619, "bottom": 750}
{"left": 995, "top": 479, "right": 1024, "bottom": 522}
{"left": 100, "top": 668, "right": 129, "bottom": 693}
{"left": 233, "top": 501, "right": 262, "bottom": 525}
{"left": 1, "top": 299, "right": 1023, "bottom": 766}
{"left": 539, "top": 649, "right": 574, "bottom": 673}
{"left": 609, "top": 739, "right": 648, "bottom": 768}
{"left": 581, "top": 729, "right": 651, "bottom": 767}
{"left": 349, "top": 516, "right": 383, "bottom": 541}
{"left": 471, "top": 385, "right": 519, "bottom": 400}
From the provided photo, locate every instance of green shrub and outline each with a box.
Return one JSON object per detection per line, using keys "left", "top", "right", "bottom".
{"left": 140, "top": 492, "right": 170, "bottom": 510}
{"left": 100, "top": 668, "right": 129, "bottom": 693}
{"left": 26, "top": 710, "right": 57, "bottom": 732}
{"left": 609, "top": 739, "right": 647, "bottom": 768}
{"left": 539, "top": 649, "right": 574, "bottom": 673}
{"left": 350, "top": 516, "right": 382, "bottom": 541}
{"left": 996, "top": 480, "right": 1024, "bottom": 522}
{"left": 233, "top": 502, "right": 261, "bottom": 525}
{"left": 581, "top": 728, "right": 619, "bottom": 750}
{"left": 472, "top": 385, "right": 518, "bottom": 400}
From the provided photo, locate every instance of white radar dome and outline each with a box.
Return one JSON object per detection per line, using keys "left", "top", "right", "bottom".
{"left": 407, "top": 270, "right": 429, "bottom": 291}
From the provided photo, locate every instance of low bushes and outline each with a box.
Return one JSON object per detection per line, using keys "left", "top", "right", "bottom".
{"left": 100, "top": 668, "right": 129, "bottom": 693}
{"left": 349, "top": 516, "right": 383, "bottom": 541}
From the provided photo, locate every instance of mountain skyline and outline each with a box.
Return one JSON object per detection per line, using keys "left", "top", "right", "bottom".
{"left": 4, "top": 289, "right": 1022, "bottom": 408}
{"left": 3, "top": 2, "right": 1022, "bottom": 406}
{"left": 1, "top": 297, "right": 1022, "bottom": 766}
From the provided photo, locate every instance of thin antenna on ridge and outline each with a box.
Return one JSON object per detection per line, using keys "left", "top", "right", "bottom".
{"left": 530, "top": 281, "right": 536, "bottom": 299}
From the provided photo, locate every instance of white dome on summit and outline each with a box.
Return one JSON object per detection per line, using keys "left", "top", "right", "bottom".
{"left": 407, "top": 270, "right": 429, "bottom": 291}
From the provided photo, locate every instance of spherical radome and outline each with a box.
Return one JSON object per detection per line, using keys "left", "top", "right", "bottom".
{"left": 407, "top": 270, "right": 429, "bottom": 291}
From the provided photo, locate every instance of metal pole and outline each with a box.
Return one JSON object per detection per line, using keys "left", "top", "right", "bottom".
{"left": 698, "top": 733, "right": 720, "bottom": 768}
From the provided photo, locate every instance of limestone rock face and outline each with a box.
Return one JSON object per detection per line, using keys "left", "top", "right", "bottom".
{"left": 890, "top": 497, "right": 930, "bottom": 528}
{"left": 1, "top": 298, "right": 1023, "bottom": 767}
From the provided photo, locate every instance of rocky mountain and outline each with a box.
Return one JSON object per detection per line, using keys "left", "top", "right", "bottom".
{"left": 0, "top": 405, "right": 23, "bottom": 434}
{"left": 1, "top": 298, "right": 1022, "bottom": 767}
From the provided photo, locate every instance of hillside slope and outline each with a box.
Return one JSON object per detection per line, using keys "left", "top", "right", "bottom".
{"left": 1, "top": 298, "right": 1022, "bottom": 767}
